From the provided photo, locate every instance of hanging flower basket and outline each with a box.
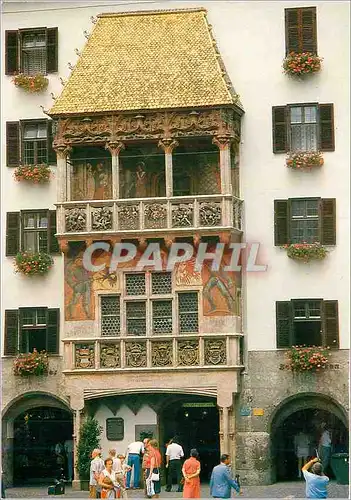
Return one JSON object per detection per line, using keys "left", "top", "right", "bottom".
{"left": 282, "top": 242, "right": 328, "bottom": 263}
{"left": 283, "top": 52, "right": 322, "bottom": 76}
{"left": 15, "top": 251, "right": 54, "bottom": 276}
{"left": 285, "top": 345, "right": 330, "bottom": 372}
{"left": 14, "top": 164, "right": 51, "bottom": 183}
{"left": 12, "top": 73, "right": 49, "bottom": 92}
{"left": 286, "top": 151, "right": 324, "bottom": 170}
{"left": 14, "top": 350, "right": 49, "bottom": 376}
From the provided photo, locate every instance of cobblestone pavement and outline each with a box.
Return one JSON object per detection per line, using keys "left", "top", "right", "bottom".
{"left": 3, "top": 482, "right": 349, "bottom": 499}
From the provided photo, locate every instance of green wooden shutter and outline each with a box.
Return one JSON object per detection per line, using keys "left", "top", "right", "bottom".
{"left": 320, "top": 198, "right": 336, "bottom": 245}
{"left": 319, "top": 104, "right": 335, "bottom": 152}
{"left": 272, "top": 107, "right": 288, "bottom": 153}
{"left": 6, "top": 212, "right": 20, "bottom": 256}
{"left": 285, "top": 9, "right": 300, "bottom": 55}
{"left": 47, "top": 309, "right": 60, "bottom": 354}
{"left": 274, "top": 200, "right": 289, "bottom": 245}
{"left": 47, "top": 27, "right": 58, "bottom": 73}
{"left": 322, "top": 300, "right": 339, "bottom": 348}
{"left": 18, "top": 308, "right": 28, "bottom": 353}
{"left": 49, "top": 210, "right": 60, "bottom": 253}
{"left": 47, "top": 121, "right": 56, "bottom": 165}
{"left": 4, "top": 310, "right": 19, "bottom": 356}
{"left": 5, "top": 30, "right": 19, "bottom": 75}
{"left": 276, "top": 301, "right": 293, "bottom": 348}
{"left": 6, "top": 121, "right": 20, "bottom": 167}
{"left": 301, "top": 7, "right": 317, "bottom": 54}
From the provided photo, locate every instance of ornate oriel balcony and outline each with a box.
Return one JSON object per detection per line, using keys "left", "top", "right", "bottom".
{"left": 63, "top": 333, "right": 242, "bottom": 372}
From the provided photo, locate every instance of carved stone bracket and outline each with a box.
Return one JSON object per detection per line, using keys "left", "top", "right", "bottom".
{"left": 59, "top": 239, "right": 70, "bottom": 254}
{"left": 138, "top": 237, "right": 147, "bottom": 251}
{"left": 54, "top": 142, "right": 72, "bottom": 160}
{"left": 193, "top": 233, "right": 201, "bottom": 248}
{"left": 105, "top": 141, "right": 125, "bottom": 156}
{"left": 219, "top": 232, "right": 231, "bottom": 245}
{"left": 158, "top": 138, "right": 179, "bottom": 154}
{"left": 212, "top": 135, "right": 233, "bottom": 151}
{"left": 164, "top": 235, "right": 175, "bottom": 248}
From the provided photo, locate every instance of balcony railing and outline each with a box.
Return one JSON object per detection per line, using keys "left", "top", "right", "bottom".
{"left": 56, "top": 195, "right": 243, "bottom": 236}
{"left": 63, "top": 334, "right": 242, "bottom": 372}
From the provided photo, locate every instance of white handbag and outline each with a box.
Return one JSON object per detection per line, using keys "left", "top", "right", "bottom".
{"left": 151, "top": 469, "right": 160, "bottom": 482}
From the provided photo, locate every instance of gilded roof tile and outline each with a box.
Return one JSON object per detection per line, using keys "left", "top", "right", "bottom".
{"left": 49, "top": 8, "right": 239, "bottom": 116}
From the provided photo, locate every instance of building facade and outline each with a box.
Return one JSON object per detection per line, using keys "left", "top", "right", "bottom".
{"left": 1, "top": 0, "right": 349, "bottom": 488}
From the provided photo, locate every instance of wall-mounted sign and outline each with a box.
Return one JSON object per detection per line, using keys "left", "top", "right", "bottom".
{"left": 240, "top": 407, "right": 251, "bottom": 417}
{"left": 106, "top": 418, "right": 124, "bottom": 440}
{"left": 253, "top": 408, "right": 264, "bottom": 416}
{"left": 182, "top": 402, "right": 216, "bottom": 408}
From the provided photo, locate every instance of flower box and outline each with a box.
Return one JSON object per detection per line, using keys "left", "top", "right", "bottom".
{"left": 285, "top": 345, "right": 330, "bottom": 372}
{"left": 283, "top": 242, "right": 328, "bottom": 263}
{"left": 15, "top": 251, "right": 54, "bottom": 276}
{"left": 14, "top": 164, "right": 51, "bottom": 184}
{"left": 283, "top": 52, "right": 322, "bottom": 76}
{"left": 286, "top": 151, "right": 324, "bottom": 170}
{"left": 12, "top": 73, "right": 49, "bottom": 93}
{"left": 14, "top": 350, "right": 49, "bottom": 376}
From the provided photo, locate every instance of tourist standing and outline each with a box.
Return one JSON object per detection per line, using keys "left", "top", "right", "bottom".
{"left": 142, "top": 439, "right": 151, "bottom": 497}
{"left": 210, "top": 454, "right": 241, "bottom": 498}
{"left": 294, "top": 430, "right": 311, "bottom": 478}
{"left": 126, "top": 440, "right": 144, "bottom": 489}
{"left": 302, "top": 457, "right": 329, "bottom": 498}
{"left": 90, "top": 449, "right": 104, "bottom": 498}
{"left": 146, "top": 439, "right": 162, "bottom": 499}
{"left": 109, "top": 449, "right": 122, "bottom": 473}
{"left": 165, "top": 436, "right": 184, "bottom": 492}
{"left": 182, "top": 449, "right": 201, "bottom": 498}
{"left": 318, "top": 423, "right": 332, "bottom": 472}
{"left": 64, "top": 438, "right": 74, "bottom": 482}
{"left": 99, "top": 458, "right": 118, "bottom": 499}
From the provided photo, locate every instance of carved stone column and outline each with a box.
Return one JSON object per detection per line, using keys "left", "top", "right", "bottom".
{"left": 54, "top": 144, "right": 72, "bottom": 203}
{"left": 71, "top": 400, "right": 85, "bottom": 490}
{"left": 106, "top": 141, "right": 125, "bottom": 199}
{"left": 158, "top": 138, "right": 179, "bottom": 198}
{"left": 212, "top": 136, "right": 233, "bottom": 195}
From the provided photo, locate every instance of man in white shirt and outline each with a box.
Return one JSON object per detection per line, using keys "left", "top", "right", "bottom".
{"left": 109, "top": 448, "right": 122, "bottom": 472}
{"left": 165, "top": 436, "right": 184, "bottom": 492}
{"left": 125, "top": 440, "right": 144, "bottom": 489}
{"left": 319, "top": 423, "right": 332, "bottom": 471}
{"left": 89, "top": 449, "right": 104, "bottom": 498}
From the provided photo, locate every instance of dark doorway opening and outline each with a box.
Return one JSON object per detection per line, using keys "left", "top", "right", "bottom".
{"left": 160, "top": 397, "right": 220, "bottom": 482}
{"left": 13, "top": 406, "right": 73, "bottom": 485}
{"left": 273, "top": 408, "right": 348, "bottom": 482}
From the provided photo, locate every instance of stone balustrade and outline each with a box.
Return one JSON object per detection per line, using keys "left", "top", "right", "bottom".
{"left": 56, "top": 195, "right": 243, "bottom": 236}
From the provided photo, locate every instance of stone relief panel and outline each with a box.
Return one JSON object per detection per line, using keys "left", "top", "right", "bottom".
{"left": 177, "top": 340, "right": 199, "bottom": 366}
{"left": 152, "top": 341, "right": 173, "bottom": 367}
{"left": 204, "top": 339, "right": 227, "bottom": 365}
{"left": 125, "top": 342, "right": 147, "bottom": 368}
{"left": 100, "top": 343, "right": 121, "bottom": 368}
{"left": 75, "top": 344, "right": 95, "bottom": 369}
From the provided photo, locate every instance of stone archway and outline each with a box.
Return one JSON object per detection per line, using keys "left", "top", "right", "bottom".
{"left": 269, "top": 393, "right": 348, "bottom": 482}
{"left": 2, "top": 392, "right": 73, "bottom": 487}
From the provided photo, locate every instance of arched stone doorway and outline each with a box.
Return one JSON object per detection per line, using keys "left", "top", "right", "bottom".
{"left": 159, "top": 394, "right": 220, "bottom": 482}
{"left": 2, "top": 392, "right": 73, "bottom": 486}
{"left": 270, "top": 393, "right": 348, "bottom": 482}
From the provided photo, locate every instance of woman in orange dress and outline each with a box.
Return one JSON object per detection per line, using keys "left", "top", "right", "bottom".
{"left": 182, "top": 449, "right": 201, "bottom": 498}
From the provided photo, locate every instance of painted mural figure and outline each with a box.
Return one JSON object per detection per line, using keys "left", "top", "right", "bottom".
{"left": 65, "top": 254, "right": 92, "bottom": 320}
{"left": 135, "top": 161, "right": 147, "bottom": 197}
{"left": 203, "top": 263, "right": 236, "bottom": 314}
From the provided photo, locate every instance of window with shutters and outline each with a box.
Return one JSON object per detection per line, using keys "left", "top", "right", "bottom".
{"left": 276, "top": 299, "right": 339, "bottom": 348}
{"left": 274, "top": 198, "right": 336, "bottom": 246}
{"left": 272, "top": 104, "right": 335, "bottom": 154}
{"left": 5, "top": 210, "right": 59, "bottom": 256}
{"left": 6, "top": 119, "right": 55, "bottom": 167}
{"left": 285, "top": 7, "right": 317, "bottom": 55}
{"left": 99, "top": 271, "right": 199, "bottom": 336}
{"left": 3, "top": 308, "right": 60, "bottom": 355}
{"left": 5, "top": 28, "right": 58, "bottom": 76}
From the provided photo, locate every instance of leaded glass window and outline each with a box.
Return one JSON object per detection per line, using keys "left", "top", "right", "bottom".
{"left": 101, "top": 296, "right": 120, "bottom": 336}
{"left": 151, "top": 272, "right": 172, "bottom": 295}
{"left": 178, "top": 292, "right": 199, "bottom": 333}
{"left": 152, "top": 300, "right": 172, "bottom": 334}
{"left": 126, "top": 301, "right": 146, "bottom": 336}
{"left": 125, "top": 273, "right": 146, "bottom": 296}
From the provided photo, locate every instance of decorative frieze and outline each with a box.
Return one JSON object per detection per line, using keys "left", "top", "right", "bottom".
{"left": 65, "top": 208, "right": 87, "bottom": 232}
{"left": 92, "top": 206, "right": 113, "bottom": 230}
{"left": 125, "top": 342, "right": 147, "bottom": 368}
{"left": 178, "top": 340, "right": 200, "bottom": 366}
{"left": 100, "top": 343, "right": 120, "bottom": 368}
{"left": 205, "top": 339, "right": 227, "bottom": 365}
{"left": 172, "top": 204, "right": 194, "bottom": 227}
{"left": 118, "top": 204, "right": 139, "bottom": 230}
{"left": 75, "top": 344, "right": 95, "bottom": 369}
{"left": 199, "top": 202, "right": 222, "bottom": 226}
{"left": 152, "top": 341, "right": 173, "bottom": 367}
{"left": 144, "top": 203, "right": 167, "bottom": 229}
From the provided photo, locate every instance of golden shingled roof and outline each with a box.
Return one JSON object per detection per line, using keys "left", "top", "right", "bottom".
{"left": 49, "top": 8, "right": 239, "bottom": 115}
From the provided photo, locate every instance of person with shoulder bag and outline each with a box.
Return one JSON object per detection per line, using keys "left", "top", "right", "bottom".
{"left": 146, "top": 439, "right": 162, "bottom": 499}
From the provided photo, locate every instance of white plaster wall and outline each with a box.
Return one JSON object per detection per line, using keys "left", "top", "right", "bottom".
{"left": 2, "top": 1, "right": 349, "bottom": 356}
{"left": 94, "top": 403, "right": 157, "bottom": 458}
